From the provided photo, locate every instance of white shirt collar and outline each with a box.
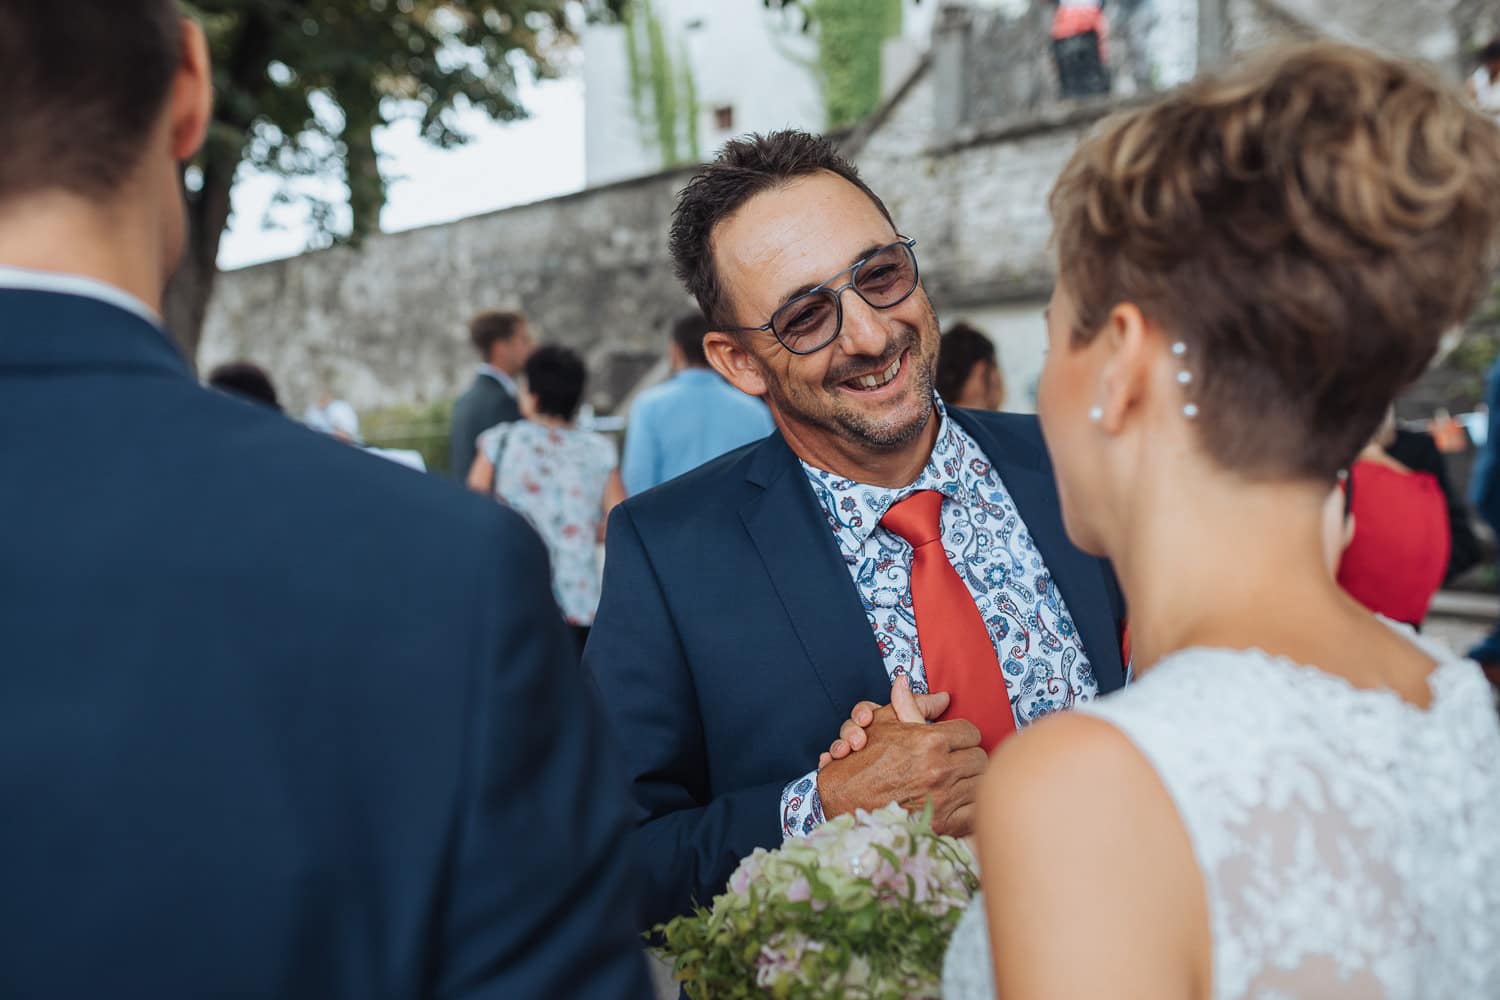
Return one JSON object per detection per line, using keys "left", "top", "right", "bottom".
{"left": 800, "top": 400, "right": 981, "bottom": 557}
{"left": 0, "top": 266, "right": 162, "bottom": 328}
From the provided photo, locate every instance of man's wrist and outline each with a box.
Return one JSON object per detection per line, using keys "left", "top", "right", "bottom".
{"left": 814, "top": 767, "right": 839, "bottom": 819}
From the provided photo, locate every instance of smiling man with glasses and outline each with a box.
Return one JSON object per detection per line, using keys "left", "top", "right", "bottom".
{"left": 585, "top": 129, "right": 1129, "bottom": 929}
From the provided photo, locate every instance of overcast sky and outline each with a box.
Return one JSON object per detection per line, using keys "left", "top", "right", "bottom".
{"left": 216, "top": 74, "right": 586, "bottom": 271}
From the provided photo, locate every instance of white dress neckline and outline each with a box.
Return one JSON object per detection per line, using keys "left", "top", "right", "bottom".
{"left": 941, "top": 627, "right": 1500, "bottom": 1000}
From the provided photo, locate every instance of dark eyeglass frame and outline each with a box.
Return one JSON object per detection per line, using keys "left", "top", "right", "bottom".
{"left": 722, "top": 237, "right": 920, "bottom": 356}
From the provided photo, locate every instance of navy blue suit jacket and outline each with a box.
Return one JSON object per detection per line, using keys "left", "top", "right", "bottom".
{"left": 585, "top": 408, "right": 1127, "bottom": 929}
{"left": 0, "top": 288, "right": 651, "bottom": 999}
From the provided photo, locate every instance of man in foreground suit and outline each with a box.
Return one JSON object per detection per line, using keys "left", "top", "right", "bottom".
{"left": 449, "top": 309, "right": 531, "bottom": 478}
{"left": 585, "top": 130, "right": 1128, "bottom": 929}
{"left": 0, "top": 4, "right": 650, "bottom": 997}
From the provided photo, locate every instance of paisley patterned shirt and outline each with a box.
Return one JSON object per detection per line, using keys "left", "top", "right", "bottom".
{"left": 779, "top": 404, "right": 1098, "bottom": 837}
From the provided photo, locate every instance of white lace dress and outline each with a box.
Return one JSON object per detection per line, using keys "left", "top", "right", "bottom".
{"left": 942, "top": 632, "right": 1500, "bottom": 999}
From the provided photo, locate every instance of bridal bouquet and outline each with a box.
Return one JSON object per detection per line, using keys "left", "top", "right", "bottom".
{"left": 655, "top": 802, "right": 979, "bottom": 999}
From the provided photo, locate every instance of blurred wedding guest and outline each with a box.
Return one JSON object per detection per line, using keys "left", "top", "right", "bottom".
{"left": 1467, "top": 38, "right": 1500, "bottom": 119}
{"left": 308, "top": 397, "right": 428, "bottom": 471}
{"left": 302, "top": 395, "right": 333, "bottom": 433}
{"left": 1335, "top": 408, "right": 1451, "bottom": 628}
{"left": 206, "top": 360, "right": 280, "bottom": 411}
{"left": 323, "top": 398, "right": 361, "bottom": 443}
{"left": 0, "top": 3, "right": 652, "bottom": 997}
{"left": 468, "top": 346, "right": 624, "bottom": 651}
{"left": 448, "top": 309, "right": 532, "bottom": 478}
{"left": 935, "top": 321, "right": 1005, "bottom": 411}
{"left": 620, "top": 312, "right": 773, "bottom": 495}
{"left": 1388, "top": 420, "right": 1481, "bottom": 583}
{"left": 1467, "top": 353, "right": 1500, "bottom": 685}
{"left": 1051, "top": 0, "right": 1111, "bottom": 99}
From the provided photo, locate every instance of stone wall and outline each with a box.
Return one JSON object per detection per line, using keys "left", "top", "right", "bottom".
{"left": 200, "top": 167, "right": 700, "bottom": 416}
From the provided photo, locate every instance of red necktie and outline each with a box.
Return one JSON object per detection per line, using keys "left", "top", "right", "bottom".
{"left": 881, "top": 491, "right": 1016, "bottom": 752}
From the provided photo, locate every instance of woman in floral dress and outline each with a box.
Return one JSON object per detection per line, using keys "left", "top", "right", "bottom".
{"left": 468, "top": 345, "right": 624, "bottom": 652}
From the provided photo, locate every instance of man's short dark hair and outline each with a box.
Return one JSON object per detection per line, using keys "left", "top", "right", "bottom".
{"left": 935, "top": 323, "right": 998, "bottom": 405}
{"left": 469, "top": 310, "right": 526, "bottom": 359}
{"left": 524, "top": 345, "right": 587, "bottom": 421}
{"left": 670, "top": 313, "right": 711, "bottom": 367}
{"left": 668, "top": 130, "right": 895, "bottom": 329}
{"left": 1483, "top": 38, "right": 1500, "bottom": 65}
{"left": 0, "top": 0, "right": 181, "bottom": 203}
{"left": 208, "top": 361, "right": 281, "bottom": 412}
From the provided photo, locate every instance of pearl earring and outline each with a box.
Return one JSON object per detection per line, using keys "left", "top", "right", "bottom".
{"left": 1089, "top": 406, "right": 1104, "bottom": 423}
{"left": 1172, "top": 342, "right": 1198, "bottom": 419}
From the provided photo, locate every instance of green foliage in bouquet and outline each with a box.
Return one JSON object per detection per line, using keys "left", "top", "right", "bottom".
{"left": 655, "top": 803, "right": 978, "bottom": 999}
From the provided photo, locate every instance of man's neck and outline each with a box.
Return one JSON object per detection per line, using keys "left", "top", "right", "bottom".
{"left": 779, "top": 404, "right": 941, "bottom": 488}
{"left": 0, "top": 189, "right": 167, "bottom": 315}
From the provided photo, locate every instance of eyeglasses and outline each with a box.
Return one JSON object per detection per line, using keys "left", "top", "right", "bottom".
{"left": 724, "top": 237, "right": 920, "bottom": 355}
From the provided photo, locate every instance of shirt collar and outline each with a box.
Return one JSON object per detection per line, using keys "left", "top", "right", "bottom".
{"left": 0, "top": 266, "right": 162, "bottom": 329}
{"left": 478, "top": 363, "right": 519, "bottom": 396}
{"left": 800, "top": 399, "right": 985, "bottom": 558}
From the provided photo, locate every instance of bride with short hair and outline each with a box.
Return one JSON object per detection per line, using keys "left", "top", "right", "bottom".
{"left": 932, "top": 41, "right": 1500, "bottom": 999}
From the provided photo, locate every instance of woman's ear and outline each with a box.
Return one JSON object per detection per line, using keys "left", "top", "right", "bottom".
{"left": 1093, "top": 302, "right": 1155, "bottom": 434}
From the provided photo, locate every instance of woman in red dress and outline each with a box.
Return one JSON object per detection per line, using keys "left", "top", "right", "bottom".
{"left": 1336, "top": 410, "right": 1451, "bottom": 628}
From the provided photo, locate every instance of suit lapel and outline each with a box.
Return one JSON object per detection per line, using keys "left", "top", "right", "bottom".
{"left": 951, "top": 410, "right": 1127, "bottom": 695}
{"left": 740, "top": 435, "right": 892, "bottom": 715}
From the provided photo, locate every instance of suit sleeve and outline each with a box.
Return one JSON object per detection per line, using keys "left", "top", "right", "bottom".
{"left": 434, "top": 509, "right": 652, "bottom": 999}
{"left": 448, "top": 395, "right": 477, "bottom": 482}
{"left": 585, "top": 504, "right": 786, "bottom": 930}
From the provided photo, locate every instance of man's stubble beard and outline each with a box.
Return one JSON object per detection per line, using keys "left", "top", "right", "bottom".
{"left": 762, "top": 302, "right": 940, "bottom": 454}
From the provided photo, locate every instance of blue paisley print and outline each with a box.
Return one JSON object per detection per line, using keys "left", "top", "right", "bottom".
{"left": 780, "top": 403, "right": 1097, "bottom": 837}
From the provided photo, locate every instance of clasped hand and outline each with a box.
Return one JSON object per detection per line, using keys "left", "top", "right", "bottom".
{"left": 813, "top": 677, "right": 986, "bottom": 837}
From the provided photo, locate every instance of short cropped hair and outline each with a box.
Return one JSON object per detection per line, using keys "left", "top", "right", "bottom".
{"left": 524, "top": 345, "right": 587, "bottom": 421}
{"left": 468, "top": 311, "right": 526, "bottom": 359}
{"left": 936, "top": 323, "right": 999, "bottom": 405}
{"left": 1050, "top": 41, "right": 1500, "bottom": 481}
{"left": 670, "top": 313, "right": 711, "bottom": 367}
{"left": 0, "top": 0, "right": 181, "bottom": 203}
{"left": 669, "top": 130, "right": 894, "bottom": 329}
{"left": 1482, "top": 38, "right": 1500, "bottom": 65}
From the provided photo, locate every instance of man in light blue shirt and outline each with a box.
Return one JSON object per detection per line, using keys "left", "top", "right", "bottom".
{"left": 621, "top": 312, "right": 774, "bottom": 494}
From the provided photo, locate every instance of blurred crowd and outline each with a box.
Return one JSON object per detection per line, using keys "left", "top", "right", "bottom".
{"left": 209, "top": 307, "right": 1019, "bottom": 640}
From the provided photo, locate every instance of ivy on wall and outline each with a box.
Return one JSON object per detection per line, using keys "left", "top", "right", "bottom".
{"left": 623, "top": 0, "right": 700, "bottom": 168}
{"left": 811, "top": 0, "right": 903, "bottom": 130}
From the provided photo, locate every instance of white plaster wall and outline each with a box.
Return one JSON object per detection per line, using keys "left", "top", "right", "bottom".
{"left": 583, "top": 0, "right": 937, "bottom": 187}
